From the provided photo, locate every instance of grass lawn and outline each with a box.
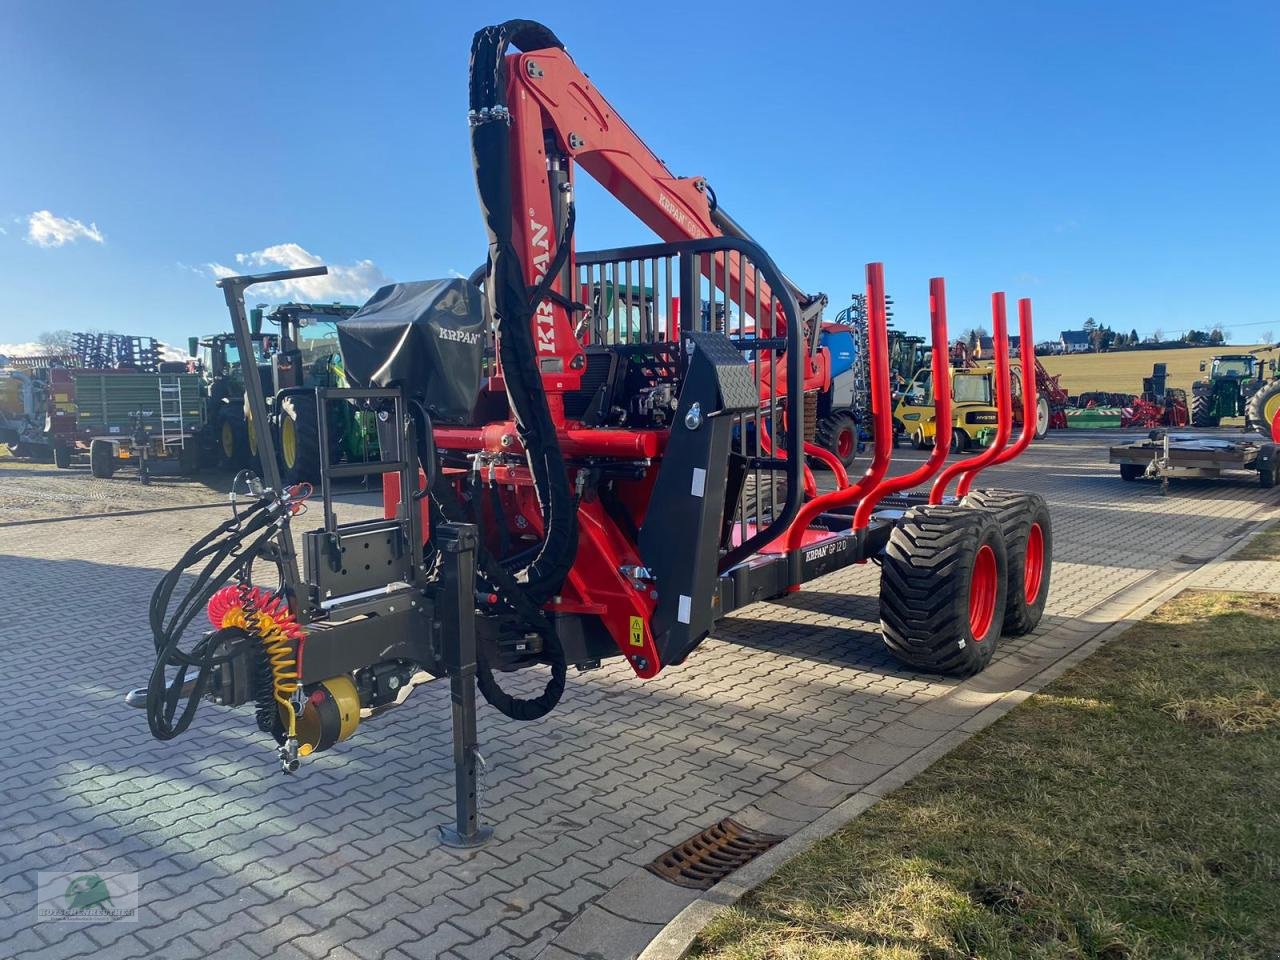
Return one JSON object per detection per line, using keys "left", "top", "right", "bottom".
{"left": 1233, "top": 524, "right": 1280, "bottom": 561}
{"left": 691, "top": 592, "right": 1280, "bottom": 960}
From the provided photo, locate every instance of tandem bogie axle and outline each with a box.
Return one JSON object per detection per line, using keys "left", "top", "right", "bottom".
{"left": 130, "top": 20, "right": 1053, "bottom": 847}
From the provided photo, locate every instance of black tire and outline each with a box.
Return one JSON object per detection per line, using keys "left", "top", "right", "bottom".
{"left": 1190, "top": 386, "right": 1218, "bottom": 427}
{"left": 737, "top": 472, "right": 788, "bottom": 525}
{"left": 89, "top": 439, "right": 114, "bottom": 479}
{"left": 53, "top": 444, "right": 72, "bottom": 469}
{"left": 950, "top": 429, "right": 969, "bottom": 452}
{"left": 879, "top": 505, "right": 1008, "bottom": 675}
{"left": 280, "top": 395, "right": 321, "bottom": 484}
{"left": 218, "top": 414, "right": 250, "bottom": 468}
{"left": 178, "top": 440, "right": 200, "bottom": 476}
{"left": 1245, "top": 379, "right": 1280, "bottom": 435}
{"left": 1119, "top": 462, "right": 1144, "bottom": 482}
{"left": 1260, "top": 462, "right": 1278, "bottom": 489}
{"left": 910, "top": 428, "right": 926, "bottom": 450}
{"left": 963, "top": 490, "right": 1052, "bottom": 636}
{"left": 814, "top": 411, "right": 858, "bottom": 469}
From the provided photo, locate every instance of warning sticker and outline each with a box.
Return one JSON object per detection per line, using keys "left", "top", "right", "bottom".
{"left": 629, "top": 616, "right": 644, "bottom": 647}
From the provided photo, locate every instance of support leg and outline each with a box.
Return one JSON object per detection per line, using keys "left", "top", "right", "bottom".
{"left": 436, "top": 522, "right": 493, "bottom": 849}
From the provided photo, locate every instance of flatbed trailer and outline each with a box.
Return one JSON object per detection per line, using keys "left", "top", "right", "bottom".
{"left": 1111, "top": 431, "right": 1279, "bottom": 490}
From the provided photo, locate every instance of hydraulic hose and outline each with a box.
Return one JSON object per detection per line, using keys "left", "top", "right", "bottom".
{"left": 408, "top": 398, "right": 566, "bottom": 721}
{"left": 145, "top": 494, "right": 285, "bottom": 740}
{"left": 469, "top": 20, "right": 578, "bottom": 606}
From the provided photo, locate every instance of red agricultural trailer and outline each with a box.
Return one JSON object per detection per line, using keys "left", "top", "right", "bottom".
{"left": 133, "top": 19, "right": 1052, "bottom": 845}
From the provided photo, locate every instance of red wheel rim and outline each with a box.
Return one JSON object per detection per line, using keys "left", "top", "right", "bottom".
{"left": 1024, "top": 522, "right": 1045, "bottom": 604}
{"left": 969, "top": 544, "right": 998, "bottom": 639}
{"left": 837, "top": 426, "right": 854, "bottom": 460}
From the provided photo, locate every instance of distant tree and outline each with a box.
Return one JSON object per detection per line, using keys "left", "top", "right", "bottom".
{"left": 1210, "top": 322, "right": 1227, "bottom": 345}
{"left": 1083, "top": 316, "right": 1098, "bottom": 334}
{"left": 37, "top": 329, "right": 76, "bottom": 352}
{"left": 1150, "top": 327, "right": 1165, "bottom": 343}
{"left": 1130, "top": 328, "right": 1139, "bottom": 345}
{"left": 1184, "top": 329, "right": 1210, "bottom": 346}
{"left": 1264, "top": 329, "right": 1275, "bottom": 345}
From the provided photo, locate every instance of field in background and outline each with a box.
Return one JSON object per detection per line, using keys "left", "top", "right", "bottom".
{"left": 1040, "top": 344, "right": 1271, "bottom": 396}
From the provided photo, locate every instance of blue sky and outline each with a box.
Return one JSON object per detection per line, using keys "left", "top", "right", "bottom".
{"left": 1, "top": 0, "right": 1277, "bottom": 353}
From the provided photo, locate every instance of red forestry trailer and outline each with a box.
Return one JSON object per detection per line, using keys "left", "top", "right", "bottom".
{"left": 131, "top": 20, "right": 1052, "bottom": 844}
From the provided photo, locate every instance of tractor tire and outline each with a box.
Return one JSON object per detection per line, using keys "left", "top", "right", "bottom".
{"left": 814, "top": 411, "right": 858, "bottom": 469}
{"left": 1035, "top": 396, "right": 1050, "bottom": 439}
{"left": 89, "top": 439, "right": 115, "bottom": 479}
{"left": 737, "top": 472, "right": 788, "bottom": 525}
{"left": 53, "top": 444, "right": 72, "bottom": 469}
{"left": 1245, "top": 379, "right": 1280, "bottom": 436}
{"left": 280, "top": 395, "right": 322, "bottom": 484}
{"left": 963, "top": 489, "right": 1052, "bottom": 636}
{"left": 219, "top": 415, "right": 250, "bottom": 468}
{"left": 950, "top": 430, "right": 969, "bottom": 453}
{"left": 178, "top": 440, "right": 200, "bottom": 476}
{"left": 879, "top": 504, "right": 1008, "bottom": 676}
{"left": 1120, "top": 462, "right": 1145, "bottom": 482}
{"left": 245, "top": 410, "right": 264, "bottom": 471}
{"left": 1190, "top": 386, "right": 1219, "bottom": 427}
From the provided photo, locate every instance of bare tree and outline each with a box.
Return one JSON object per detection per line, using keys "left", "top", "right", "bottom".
{"left": 1150, "top": 327, "right": 1164, "bottom": 344}
{"left": 37, "top": 330, "right": 76, "bottom": 352}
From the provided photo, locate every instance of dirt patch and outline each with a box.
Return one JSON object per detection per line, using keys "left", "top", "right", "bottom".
{"left": 0, "top": 454, "right": 233, "bottom": 522}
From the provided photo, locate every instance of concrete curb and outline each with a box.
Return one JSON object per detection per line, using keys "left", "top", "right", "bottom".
{"left": 618, "top": 516, "right": 1279, "bottom": 960}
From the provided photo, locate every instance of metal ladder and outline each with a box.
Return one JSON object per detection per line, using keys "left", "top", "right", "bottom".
{"left": 158, "top": 376, "right": 185, "bottom": 451}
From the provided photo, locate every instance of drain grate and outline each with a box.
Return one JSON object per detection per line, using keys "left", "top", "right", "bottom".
{"left": 646, "top": 817, "right": 786, "bottom": 889}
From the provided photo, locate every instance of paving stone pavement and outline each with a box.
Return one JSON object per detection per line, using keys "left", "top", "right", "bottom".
{"left": 1190, "top": 557, "right": 1280, "bottom": 592}
{"left": 1, "top": 432, "right": 1276, "bottom": 960}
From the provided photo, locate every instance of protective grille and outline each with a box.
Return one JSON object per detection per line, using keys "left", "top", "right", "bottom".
{"left": 645, "top": 817, "right": 785, "bottom": 890}
{"left": 576, "top": 241, "right": 799, "bottom": 565}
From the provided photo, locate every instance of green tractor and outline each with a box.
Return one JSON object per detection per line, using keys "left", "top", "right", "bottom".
{"left": 1190, "top": 353, "right": 1280, "bottom": 430}
{"left": 260, "top": 302, "right": 377, "bottom": 483}
{"left": 194, "top": 303, "right": 377, "bottom": 480}
{"left": 189, "top": 330, "right": 275, "bottom": 467}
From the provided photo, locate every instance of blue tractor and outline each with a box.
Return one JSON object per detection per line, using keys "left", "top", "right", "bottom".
{"left": 813, "top": 321, "right": 864, "bottom": 468}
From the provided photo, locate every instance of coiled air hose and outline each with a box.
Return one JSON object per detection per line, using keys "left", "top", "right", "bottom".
{"left": 207, "top": 585, "right": 305, "bottom": 747}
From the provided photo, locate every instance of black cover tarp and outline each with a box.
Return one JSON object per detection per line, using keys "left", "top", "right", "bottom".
{"left": 337, "top": 279, "right": 484, "bottom": 423}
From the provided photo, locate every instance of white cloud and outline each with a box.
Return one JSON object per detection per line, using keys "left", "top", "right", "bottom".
{"left": 207, "top": 242, "right": 389, "bottom": 304}
{"left": 0, "top": 342, "right": 44, "bottom": 363}
{"left": 26, "top": 210, "right": 105, "bottom": 247}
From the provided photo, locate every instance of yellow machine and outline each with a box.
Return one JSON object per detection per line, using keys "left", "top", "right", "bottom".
{"left": 894, "top": 364, "right": 1007, "bottom": 451}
